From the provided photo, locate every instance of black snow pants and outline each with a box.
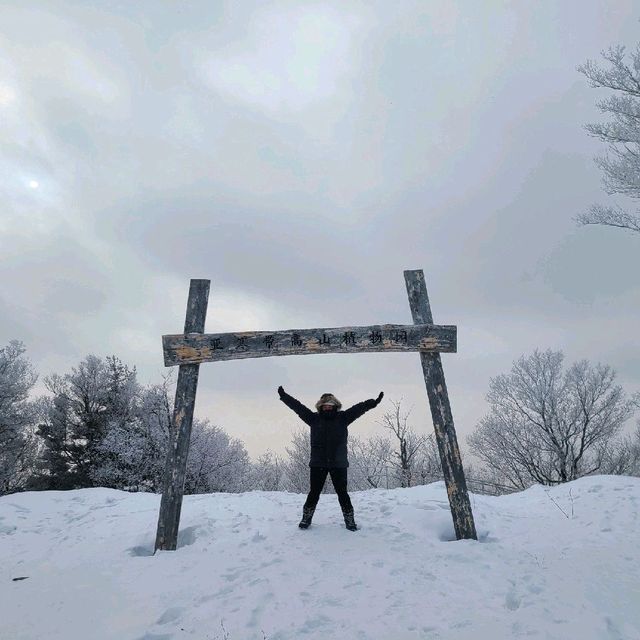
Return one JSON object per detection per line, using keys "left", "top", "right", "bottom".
{"left": 304, "top": 467, "right": 353, "bottom": 512}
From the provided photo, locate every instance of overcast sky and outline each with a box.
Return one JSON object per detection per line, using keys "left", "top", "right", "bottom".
{"left": 1, "top": 1, "right": 638, "bottom": 462}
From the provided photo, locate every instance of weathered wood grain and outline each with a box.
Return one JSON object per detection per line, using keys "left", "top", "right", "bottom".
{"left": 155, "top": 279, "right": 210, "bottom": 552}
{"left": 162, "top": 323, "right": 457, "bottom": 366}
{"left": 404, "top": 269, "right": 477, "bottom": 541}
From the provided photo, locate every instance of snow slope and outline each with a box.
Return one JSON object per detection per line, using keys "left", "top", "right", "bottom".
{"left": 1, "top": 475, "right": 639, "bottom": 640}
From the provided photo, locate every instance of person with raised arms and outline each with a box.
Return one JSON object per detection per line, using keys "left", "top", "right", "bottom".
{"left": 278, "top": 386, "right": 384, "bottom": 531}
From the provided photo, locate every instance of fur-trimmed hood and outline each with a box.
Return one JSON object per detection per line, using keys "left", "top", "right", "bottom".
{"left": 315, "top": 393, "right": 342, "bottom": 411}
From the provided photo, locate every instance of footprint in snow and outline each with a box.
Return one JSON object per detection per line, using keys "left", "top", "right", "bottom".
{"left": 177, "top": 526, "right": 197, "bottom": 548}
{"left": 128, "top": 544, "right": 154, "bottom": 557}
{"left": 505, "top": 582, "right": 522, "bottom": 611}
{"left": 8, "top": 503, "right": 30, "bottom": 513}
{"left": 156, "top": 607, "right": 184, "bottom": 625}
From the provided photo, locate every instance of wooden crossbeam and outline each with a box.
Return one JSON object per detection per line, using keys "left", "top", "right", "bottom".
{"left": 162, "top": 323, "right": 456, "bottom": 366}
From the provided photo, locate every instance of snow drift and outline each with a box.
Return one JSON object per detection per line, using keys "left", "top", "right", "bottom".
{"left": 1, "top": 475, "right": 639, "bottom": 639}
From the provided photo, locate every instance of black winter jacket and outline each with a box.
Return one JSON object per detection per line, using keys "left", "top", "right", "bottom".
{"left": 279, "top": 390, "right": 377, "bottom": 468}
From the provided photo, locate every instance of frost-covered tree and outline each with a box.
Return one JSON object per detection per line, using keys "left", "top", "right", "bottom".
{"left": 89, "top": 380, "right": 169, "bottom": 491}
{"left": 577, "top": 44, "right": 640, "bottom": 234}
{"left": 249, "top": 450, "right": 286, "bottom": 491}
{"left": 35, "top": 355, "right": 139, "bottom": 488}
{"left": 602, "top": 424, "right": 640, "bottom": 476}
{"left": 0, "top": 341, "right": 38, "bottom": 494}
{"left": 92, "top": 374, "right": 251, "bottom": 494}
{"left": 58, "top": 355, "right": 110, "bottom": 485}
{"left": 281, "top": 426, "right": 313, "bottom": 493}
{"left": 87, "top": 357, "right": 140, "bottom": 488}
{"left": 468, "top": 349, "right": 637, "bottom": 489}
{"left": 131, "top": 377, "right": 175, "bottom": 490}
{"left": 347, "top": 434, "right": 393, "bottom": 490}
{"left": 184, "top": 419, "right": 251, "bottom": 494}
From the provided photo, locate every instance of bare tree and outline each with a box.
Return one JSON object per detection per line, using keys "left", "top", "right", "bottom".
{"left": 468, "top": 349, "right": 637, "bottom": 489}
{"left": 413, "top": 434, "right": 443, "bottom": 485}
{"left": 577, "top": 44, "right": 640, "bottom": 234}
{"left": 379, "top": 400, "right": 429, "bottom": 488}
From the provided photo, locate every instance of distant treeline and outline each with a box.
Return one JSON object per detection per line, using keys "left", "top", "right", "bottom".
{"left": 1, "top": 341, "right": 638, "bottom": 497}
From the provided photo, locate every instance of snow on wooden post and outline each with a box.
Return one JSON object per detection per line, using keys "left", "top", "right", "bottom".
{"left": 155, "top": 279, "right": 210, "bottom": 552}
{"left": 404, "top": 269, "right": 477, "bottom": 540}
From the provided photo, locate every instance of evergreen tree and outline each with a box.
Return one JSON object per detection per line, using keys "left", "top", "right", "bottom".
{"left": 32, "top": 394, "right": 75, "bottom": 489}
{"left": 35, "top": 355, "right": 139, "bottom": 489}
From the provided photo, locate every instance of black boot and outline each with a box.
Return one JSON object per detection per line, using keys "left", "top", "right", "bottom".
{"left": 298, "top": 506, "right": 315, "bottom": 529}
{"left": 342, "top": 509, "right": 358, "bottom": 531}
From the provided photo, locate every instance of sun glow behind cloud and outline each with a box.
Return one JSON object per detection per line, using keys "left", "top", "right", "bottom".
{"left": 0, "top": 83, "right": 17, "bottom": 106}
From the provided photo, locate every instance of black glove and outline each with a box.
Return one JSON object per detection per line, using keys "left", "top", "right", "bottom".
{"left": 278, "top": 385, "right": 285, "bottom": 398}
{"left": 375, "top": 391, "right": 384, "bottom": 405}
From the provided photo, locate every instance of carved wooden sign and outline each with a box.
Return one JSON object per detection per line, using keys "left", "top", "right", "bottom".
{"left": 154, "top": 270, "right": 477, "bottom": 552}
{"left": 162, "top": 323, "right": 456, "bottom": 366}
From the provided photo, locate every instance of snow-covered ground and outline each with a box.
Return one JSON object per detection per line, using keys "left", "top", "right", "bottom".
{"left": 1, "top": 475, "right": 639, "bottom": 640}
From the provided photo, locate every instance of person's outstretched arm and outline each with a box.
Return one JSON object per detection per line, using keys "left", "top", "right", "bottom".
{"left": 343, "top": 392, "right": 384, "bottom": 425}
{"left": 278, "top": 386, "right": 315, "bottom": 426}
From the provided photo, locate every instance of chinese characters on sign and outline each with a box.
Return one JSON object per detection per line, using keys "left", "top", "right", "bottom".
{"left": 342, "top": 331, "right": 357, "bottom": 346}
{"left": 163, "top": 321, "right": 458, "bottom": 369}
{"left": 209, "top": 328, "right": 414, "bottom": 354}
{"left": 392, "top": 330, "right": 407, "bottom": 344}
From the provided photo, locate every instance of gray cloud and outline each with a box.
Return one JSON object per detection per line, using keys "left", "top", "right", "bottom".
{"left": 1, "top": 0, "right": 639, "bottom": 462}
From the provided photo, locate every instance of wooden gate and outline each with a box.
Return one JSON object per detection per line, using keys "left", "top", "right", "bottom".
{"left": 155, "top": 269, "right": 476, "bottom": 551}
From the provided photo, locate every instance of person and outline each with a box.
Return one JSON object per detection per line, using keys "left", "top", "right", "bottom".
{"left": 278, "top": 385, "right": 383, "bottom": 531}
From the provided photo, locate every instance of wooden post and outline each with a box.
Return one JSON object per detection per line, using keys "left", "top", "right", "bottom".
{"left": 404, "top": 270, "right": 477, "bottom": 540}
{"left": 154, "top": 279, "right": 210, "bottom": 552}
